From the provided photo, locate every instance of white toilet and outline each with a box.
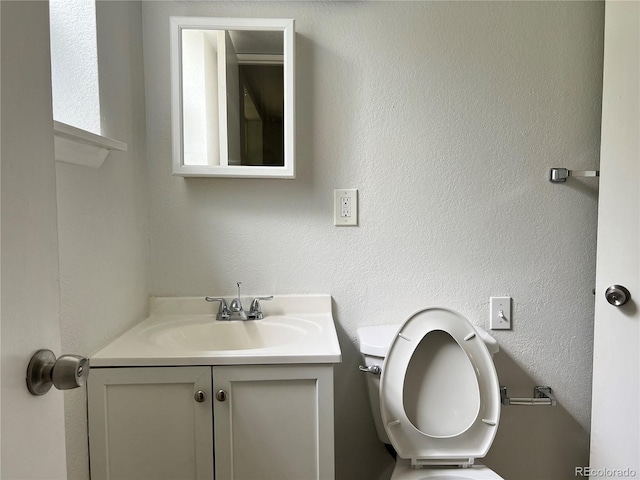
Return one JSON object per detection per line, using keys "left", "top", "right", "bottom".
{"left": 357, "top": 307, "right": 504, "bottom": 480}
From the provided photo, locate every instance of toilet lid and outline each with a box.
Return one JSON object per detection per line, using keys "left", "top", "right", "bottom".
{"left": 380, "top": 308, "right": 500, "bottom": 466}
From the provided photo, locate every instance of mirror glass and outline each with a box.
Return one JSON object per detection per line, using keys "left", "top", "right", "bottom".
{"left": 171, "top": 18, "right": 295, "bottom": 178}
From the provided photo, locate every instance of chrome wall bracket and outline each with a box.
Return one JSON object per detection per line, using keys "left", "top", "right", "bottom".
{"left": 549, "top": 168, "right": 599, "bottom": 183}
{"left": 500, "top": 386, "right": 556, "bottom": 406}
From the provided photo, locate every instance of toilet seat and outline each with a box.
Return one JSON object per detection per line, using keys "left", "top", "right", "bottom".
{"left": 390, "top": 458, "right": 504, "bottom": 479}
{"left": 380, "top": 308, "right": 500, "bottom": 467}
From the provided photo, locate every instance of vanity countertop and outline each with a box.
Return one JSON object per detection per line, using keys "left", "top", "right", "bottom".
{"left": 91, "top": 295, "right": 342, "bottom": 367}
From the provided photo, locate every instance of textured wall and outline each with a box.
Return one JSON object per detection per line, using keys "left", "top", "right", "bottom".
{"left": 49, "top": 0, "right": 101, "bottom": 134}
{"left": 56, "top": 3, "right": 149, "bottom": 479}
{"left": 144, "top": 2, "right": 603, "bottom": 479}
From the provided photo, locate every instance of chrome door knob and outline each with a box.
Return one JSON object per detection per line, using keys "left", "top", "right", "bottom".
{"left": 194, "top": 390, "right": 207, "bottom": 403}
{"left": 605, "top": 285, "right": 631, "bottom": 306}
{"left": 26, "top": 349, "right": 89, "bottom": 396}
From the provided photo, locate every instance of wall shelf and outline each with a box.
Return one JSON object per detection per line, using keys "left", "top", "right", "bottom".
{"left": 53, "top": 121, "right": 127, "bottom": 168}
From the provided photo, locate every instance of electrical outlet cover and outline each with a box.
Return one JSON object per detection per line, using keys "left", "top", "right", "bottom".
{"left": 334, "top": 189, "right": 358, "bottom": 226}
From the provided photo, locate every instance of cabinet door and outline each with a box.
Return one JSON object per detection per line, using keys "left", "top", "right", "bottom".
{"left": 213, "top": 365, "right": 334, "bottom": 480}
{"left": 88, "top": 367, "right": 213, "bottom": 480}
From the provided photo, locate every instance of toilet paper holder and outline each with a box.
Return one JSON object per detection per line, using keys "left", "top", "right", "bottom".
{"left": 500, "top": 386, "right": 556, "bottom": 406}
{"left": 549, "top": 168, "right": 599, "bottom": 183}
{"left": 26, "top": 349, "right": 90, "bottom": 396}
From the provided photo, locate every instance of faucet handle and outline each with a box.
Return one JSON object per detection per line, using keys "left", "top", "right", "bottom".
{"left": 248, "top": 296, "right": 274, "bottom": 319}
{"left": 205, "top": 297, "right": 230, "bottom": 320}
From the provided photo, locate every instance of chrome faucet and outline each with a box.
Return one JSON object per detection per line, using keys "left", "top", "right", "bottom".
{"left": 205, "top": 282, "right": 273, "bottom": 321}
{"left": 229, "top": 282, "right": 247, "bottom": 321}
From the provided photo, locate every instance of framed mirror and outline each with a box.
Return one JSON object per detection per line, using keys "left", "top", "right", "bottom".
{"left": 170, "top": 17, "right": 295, "bottom": 178}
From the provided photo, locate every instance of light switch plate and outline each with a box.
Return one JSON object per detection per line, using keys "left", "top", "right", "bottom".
{"left": 334, "top": 189, "right": 358, "bottom": 226}
{"left": 490, "top": 296, "right": 512, "bottom": 330}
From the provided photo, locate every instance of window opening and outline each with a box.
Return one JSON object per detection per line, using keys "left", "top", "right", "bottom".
{"left": 49, "top": 0, "right": 101, "bottom": 135}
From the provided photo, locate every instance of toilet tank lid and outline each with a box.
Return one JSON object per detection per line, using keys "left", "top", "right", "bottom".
{"left": 357, "top": 325, "right": 401, "bottom": 357}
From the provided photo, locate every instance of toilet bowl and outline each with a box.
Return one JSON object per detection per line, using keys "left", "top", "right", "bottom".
{"left": 357, "top": 308, "right": 503, "bottom": 480}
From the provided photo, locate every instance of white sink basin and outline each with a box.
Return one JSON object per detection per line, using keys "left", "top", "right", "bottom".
{"left": 90, "top": 295, "right": 342, "bottom": 367}
{"left": 143, "top": 316, "right": 320, "bottom": 351}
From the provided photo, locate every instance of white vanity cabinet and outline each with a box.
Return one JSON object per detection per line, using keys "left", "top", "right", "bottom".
{"left": 87, "top": 364, "right": 335, "bottom": 480}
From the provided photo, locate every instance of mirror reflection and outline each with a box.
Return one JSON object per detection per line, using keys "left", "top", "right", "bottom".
{"left": 238, "top": 61, "right": 284, "bottom": 166}
{"left": 174, "top": 18, "right": 293, "bottom": 177}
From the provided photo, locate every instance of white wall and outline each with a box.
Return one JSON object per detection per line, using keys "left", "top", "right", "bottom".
{"left": 143, "top": 2, "right": 603, "bottom": 479}
{"left": 56, "top": 2, "right": 149, "bottom": 479}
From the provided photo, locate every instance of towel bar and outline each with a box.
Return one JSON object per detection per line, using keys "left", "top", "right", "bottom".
{"left": 549, "top": 167, "right": 599, "bottom": 183}
{"left": 500, "top": 386, "right": 556, "bottom": 406}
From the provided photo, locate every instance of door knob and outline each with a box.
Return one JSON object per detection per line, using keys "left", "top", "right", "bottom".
{"left": 194, "top": 390, "right": 207, "bottom": 403}
{"left": 26, "top": 349, "right": 89, "bottom": 396}
{"left": 605, "top": 285, "right": 631, "bottom": 307}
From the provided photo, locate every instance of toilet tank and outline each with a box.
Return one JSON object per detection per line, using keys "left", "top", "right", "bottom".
{"left": 357, "top": 325, "right": 400, "bottom": 444}
{"left": 357, "top": 323, "right": 499, "bottom": 444}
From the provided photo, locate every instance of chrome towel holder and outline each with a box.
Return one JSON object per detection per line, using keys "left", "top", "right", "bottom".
{"left": 500, "top": 386, "right": 556, "bottom": 406}
{"left": 549, "top": 167, "right": 599, "bottom": 183}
